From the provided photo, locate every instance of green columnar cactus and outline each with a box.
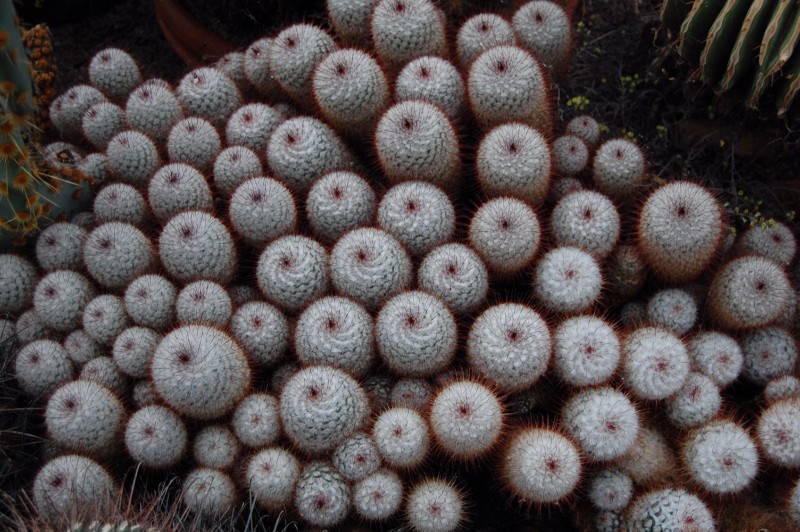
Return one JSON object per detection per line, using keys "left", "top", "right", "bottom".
{"left": 663, "top": 0, "right": 800, "bottom": 116}
{"left": 1, "top": 0, "right": 90, "bottom": 247}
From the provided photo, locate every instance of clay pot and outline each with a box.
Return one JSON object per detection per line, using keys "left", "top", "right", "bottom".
{"left": 153, "top": 0, "right": 235, "bottom": 67}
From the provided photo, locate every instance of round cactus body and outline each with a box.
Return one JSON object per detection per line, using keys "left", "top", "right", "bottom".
{"left": 83, "top": 294, "right": 129, "bottom": 345}
{"left": 306, "top": 171, "right": 376, "bottom": 243}
{"left": 150, "top": 325, "right": 251, "bottom": 419}
{"left": 52, "top": 84, "right": 107, "bottom": 139}
{"left": 553, "top": 315, "right": 620, "bottom": 387}
{"left": 592, "top": 138, "right": 645, "bottom": 202}
{"left": 330, "top": 227, "right": 413, "bottom": 310}
{"left": 167, "top": 117, "right": 221, "bottom": 170}
{"left": 391, "top": 378, "right": 433, "bottom": 411}
{"left": 354, "top": 468, "right": 404, "bottom": 521}
{"left": 739, "top": 222, "right": 797, "bottom": 266}
{"left": 125, "top": 80, "right": 182, "bottom": 141}
{"left": 765, "top": 375, "right": 800, "bottom": 404}
{"left": 175, "top": 280, "right": 233, "bottom": 327}
{"left": 741, "top": 327, "right": 798, "bottom": 384}
{"left": 246, "top": 446, "right": 300, "bottom": 510}
{"left": 231, "top": 393, "right": 280, "bottom": 448}
{"left": 622, "top": 327, "right": 690, "bottom": 400}
{"left": 708, "top": 255, "right": 792, "bottom": 330}
{"left": 279, "top": 364, "right": 369, "bottom": 453}
{"left": 0, "top": 254, "right": 37, "bottom": 314}
{"left": 193, "top": 424, "right": 240, "bottom": 469}
{"left": 533, "top": 246, "right": 603, "bottom": 314}
{"left": 45, "top": 379, "right": 125, "bottom": 456}
{"left": 456, "top": 13, "right": 516, "bottom": 67}
{"left": 371, "top": 0, "right": 447, "bottom": 68}
{"left": 105, "top": 130, "right": 160, "bottom": 186}
{"left": 295, "top": 296, "right": 374, "bottom": 376}
{"left": 376, "top": 290, "right": 457, "bottom": 377}
{"left": 468, "top": 45, "right": 551, "bottom": 133}
{"left": 373, "top": 406, "right": 430, "bottom": 469}
{"left": 84, "top": 222, "right": 154, "bottom": 289}
{"left": 124, "top": 274, "right": 176, "bottom": 330}
{"left": 503, "top": 427, "right": 582, "bottom": 504}
{"left": 566, "top": 114, "right": 601, "bottom": 148}
{"left": 512, "top": 1, "right": 573, "bottom": 81}
{"left": 270, "top": 23, "right": 338, "bottom": 103}
{"left": 313, "top": 48, "right": 390, "bottom": 135}
{"left": 82, "top": 101, "right": 124, "bottom": 150}
{"left": 212, "top": 146, "right": 263, "bottom": 196}
{"left": 617, "top": 426, "right": 673, "bottom": 485}
{"left": 80, "top": 355, "right": 127, "bottom": 395}
{"left": 638, "top": 181, "right": 725, "bottom": 282}
{"left": 468, "top": 197, "right": 541, "bottom": 275}
{"left": 226, "top": 103, "right": 283, "bottom": 154}
{"left": 14, "top": 339, "right": 74, "bottom": 397}
{"left": 646, "top": 288, "right": 698, "bottom": 335}
{"left": 181, "top": 467, "right": 237, "bottom": 518}
{"left": 562, "top": 387, "right": 639, "bottom": 461}
{"left": 267, "top": 116, "right": 354, "bottom": 192}
{"left": 89, "top": 47, "right": 141, "bottom": 101}
{"left": 15, "top": 310, "right": 50, "bottom": 345}
{"left": 63, "top": 329, "right": 100, "bottom": 365}
{"left": 159, "top": 211, "right": 237, "bottom": 284}
{"left": 148, "top": 163, "right": 213, "bottom": 222}
{"left": 177, "top": 67, "right": 242, "bottom": 126}
{"left": 666, "top": 372, "right": 721, "bottom": 428}
{"left": 467, "top": 303, "right": 551, "bottom": 392}
{"left": 552, "top": 135, "right": 589, "bottom": 176}
{"left": 682, "top": 419, "right": 758, "bottom": 494}
{"left": 33, "top": 270, "right": 95, "bottom": 332}
{"left": 229, "top": 177, "right": 297, "bottom": 247}
{"left": 377, "top": 181, "right": 455, "bottom": 257}
{"left": 243, "top": 37, "right": 280, "bottom": 97}
{"left": 327, "top": 0, "right": 375, "bottom": 43}
{"left": 93, "top": 183, "right": 147, "bottom": 225}
{"left": 758, "top": 398, "right": 800, "bottom": 467}
{"left": 125, "top": 404, "right": 187, "bottom": 468}
{"left": 230, "top": 301, "right": 289, "bottom": 367}
{"left": 625, "top": 488, "right": 715, "bottom": 531}
{"left": 688, "top": 331, "right": 743, "bottom": 388}
{"left": 375, "top": 100, "right": 460, "bottom": 190}
{"left": 112, "top": 326, "right": 159, "bottom": 378}
{"left": 294, "top": 461, "right": 351, "bottom": 527}
{"left": 551, "top": 190, "right": 620, "bottom": 258}
{"left": 418, "top": 243, "right": 489, "bottom": 315}
{"left": 589, "top": 469, "right": 633, "bottom": 512}
{"left": 332, "top": 431, "right": 381, "bottom": 481}
{"left": 406, "top": 478, "right": 464, "bottom": 532}
{"left": 216, "top": 51, "right": 247, "bottom": 88}
{"left": 396, "top": 56, "right": 465, "bottom": 118}
{"left": 33, "top": 455, "right": 116, "bottom": 525}
{"left": 256, "top": 235, "right": 328, "bottom": 313}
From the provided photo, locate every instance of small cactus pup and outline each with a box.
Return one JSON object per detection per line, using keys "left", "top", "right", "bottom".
{"left": 512, "top": 1, "right": 574, "bottom": 82}
{"left": 708, "top": 255, "right": 792, "bottom": 330}
{"left": 80, "top": 355, "right": 127, "bottom": 396}
{"left": 313, "top": 48, "right": 389, "bottom": 136}
{"left": 622, "top": 326, "right": 690, "bottom": 401}
{"left": 681, "top": 419, "right": 759, "bottom": 494}
{"left": 147, "top": 163, "right": 214, "bottom": 223}
{"left": 269, "top": 23, "right": 337, "bottom": 104}
{"left": 553, "top": 314, "right": 620, "bottom": 387}
{"left": 124, "top": 404, "right": 187, "bottom": 468}
{"left": 637, "top": 180, "right": 725, "bottom": 282}
{"left": 14, "top": 339, "right": 74, "bottom": 398}
{"left": 502, "top": 426, "right": 582, "bottom": 505}
{"left": 167, "top": 117, "right": 222, "bottom": 171}
{"left": 741, "top": 327, "right": 798, "bottom": 385}
{"left": 376, "top": 290, "right": 457, "bottom": 377}
{"left": 83, "top": 222, "right": 155, "bottom": 289}
{"left": 231, "top": 393, "right": 280, "bottom": 449}
{"left": 246, "top": 446, "right": 301, "bottom": 511}
{"left": 295, "top": 296, "right": 374, "bottom": 376}
{"left": 757, "top": 398, "right": 800, "bottom": 468}
{"left": 326, "top": 0, "right": 376, "bottom": 43}
{"left": 377, "top": 181, "right": 455, "bottom": 257}
{"left": 688, "top": 331, "right": 744, "bottom": 388}
{"left": 565, "top": 114, "right": 601, "bottom": 148}
{"left": 175, "top": 280, "right": 233, "bottom": 327}
{"left": 329, "top": 227, "right": 413, "bottom": 310}
{"left": 82, "top": 294, "right": 129, "bottom": 345}
{"left": 294, "top": 461, "right": 351, "bottom": 527}
{"left": 430, "top": 379, "right": 504, "bottom": 460}
{"left": 552, "top": 134, "right": 589, "bottom": 176}
{"left": 63, "top": 330, "right": 100, "bottom": 366}
{"left": 591, "top": 138, "right": 645, "bottom": 202}
{"left": 456, "top": 13, "right": 516, "bottom": 68}
{"left": 158, "top": 210, "right": 237, "bottom": 284}
{"left": 353, "top": 468, "right": 404, "bottom": 521}
{"left": 476, "top": 122, "right": 552, "bottom": 207}
{"left": 112, "top": 326, "right": 160, "bottom": 379}
{"left": 373, "top": 406, "right": 431, "bottom": 469}
{"left": 418, "top": 243, "right": 490, "bottom": 315}
{"left": 370, "top": 0, "right": 447, "bottom": 69}
{"left": 35, "top": 223, "right": 86, "bottom": 272}
{"left": 589, "top": 468, "right": 633, "bottom": 512}
{"left": 406, "top": 478, "right": 465, "bottom": 532}
{"left": 738, "top": 221, "right": 797, "bottom": 266}
{"left": 32, "top": 270, "right": 95, "bottom": 332}
{"left": 212, "top": 145, "right": 263, "bottom": 196}
{"left": 765, "top": 375, "right": 800, "bottom": 405}
{"left": 267, "top": 116, "right": 354, "bottom": 192}
{"left": 32, "top": 455, "right": 116, "bottom": 525}
{"left": 105, "top": 129, "right": 160, "bottom": 186}
{"left": 467, "top": 45, "right": 552, "bottom": 134}
{"left": 181, "top": 467, "right": 237, "bottom": 519}
{"left": 533, "top": 246, "right": 603, "bottom": 314}
{"left": 45, "top": 379, "right": 125, "bottom": 457}
{"left": 230, "top": 301, "right": 289, "bottom": 367}
{"left": 646, "top": 287, "right": 698, "bottom": 336}
{"left": 617, "top": 426, "right": 673, "bottom": 486}
{"left": 124, "top": 274, "right": 177, "bottom": 330}
{"left": 0, "top": 254, "right": 37, "bottom": 314}
{"left": 93, "top": 183, "right": 147, "bottom": 225}
{"left": 551, "top": 190, "right": 620, "bottom": 258}
{"left": 229, "top": 177, "right": 296, "bottom": 248}
{"left": 88, "top": 47, "right": 141, "bottom": 101}
{"left": 81, "top": 101, "right": 124, "bottom": 150}
{"left": 125, "top": 79, "right": 182, "bottom": 142}
{"left": 467, "top": 303, "right": 551, "bottom": 392}
{"left": 624, "top": 487, "right": 715, "bottom": 531}
{"left": 278, "top": 364, "right": 369, "bottom": 454}
{"left": 468, "top": 196, "right": 541, "bottom": 276}
{"left": 666, "top": 372, "right": 722, "bottom": 429}
{"left": 561, "top": 387, "right": 639, "bottom": 462}
{"left": 150, "top": 325, "right": 251, "bottom": 420}
{"left": 225, "top": 102, "right": 283, "bottom": 154}
{"left": 395, "top": 56, "right": 465, "bottom": 118}
{"left": 193, "top": 424, "right": 240, "bottom": 469}
{"left": 243, "top": 37, "right": 280, "bottom": 98}
{"left": 306, "top": 170, "right": 376, "bottom": 244}
{"left": 374, "top": 100, "right": 460, "bottom": 190}
{"left": 256, "top": 235, "right": 329, "bottom": 313}
{"left": 176, "top": 66, "right": 242, "bottom": 127}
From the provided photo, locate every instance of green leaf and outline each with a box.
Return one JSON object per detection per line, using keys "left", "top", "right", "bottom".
{"left": 679, "top": 0, "right": 728, "bottom": 64}
{"left": 717, "top": 0, "right": 778, "bottom": 92}
{"left": 699, "top": 0, "right": 754, "bottom": 87}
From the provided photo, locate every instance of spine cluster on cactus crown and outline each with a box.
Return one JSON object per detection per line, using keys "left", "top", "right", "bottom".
{"left": 3, "top": 1, "right": 800, "bottom": 530}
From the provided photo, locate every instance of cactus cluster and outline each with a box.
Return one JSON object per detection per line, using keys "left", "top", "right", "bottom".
{"left": 2, "top": 0, "right": 800, "bottom": 530}
{"left": 661, "top": 0, "right": 800, "bottom": 116}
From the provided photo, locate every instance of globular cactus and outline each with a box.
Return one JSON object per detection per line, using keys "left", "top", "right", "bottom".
{"left": 561, "top": 387, "right": 639, "bottom": 462}
{"left": 646, "top": 287, "right": 698, "bottom": 335}
{"left": 256, "top": 234, "right": 329, "bottom": 313}
{"left": 147, "top": 163, "right": 213, "bottom": 223}
{"left": 225, "top": 103, "right": 282, "bottom": 153}
{"left": 32, "top": 455, "right": 116, "bottom": 525}
{"left": 193, "top": 425, "right": 239, "bottom": 469}
{"left": 175, "top": 280, "right": 232, "bottom": 327}
{"left": 80, "top": 355, "right": 127, "bottom": 395}
{"left": 553, "top": 315, "right": 620, "bottom": 387}
{"left": 124, "top": 79, "right": 182, "bottom": 142}
{"left": 229, "top": 177, "right": 296, "bottom": 247}
{"left": 405, "top": 478, "right": 465, "bottom": 532}
{"left": 624, "top": 487, "right": 715, "bottom": 531}
{"left": 180, "top": 467, "right": 237, "bottom": 518}
{"left": 294, "top": 462, "right": 351, "bottom": 527}
{"left": 373, "top": 406, "right": 430, "bottom": 469}
{"left": 231, "top": 393, "right": 280, "bottom": 448}
{"left": 245, "top": 446, "right": 300, "bottom": 510}
{"left": 82, "top": 294, "right": 129, "bottom": 345}
{"left": 0, "top": 254, "right": 37, "bottom": 313}
{"left": 757, "top": 397, "right": 800, "bottom": 468}
{"left": 94, "top": 183, "right": 147, "bottom": 225}
{"left": 167, "top": 117, "right": 221, "bottom": 170}
{"left": 83, "top": 222, "right": 155, "bottom": 289}
{"left": 456, "top": 13, "right": 516, "bottom": 68}
{"left": 176, "top": 67, "right": 242, "bottom": 126}
{"left": 332, "top": 431, "right": 381, "bottom": 481}
{"left": 112, "top": 326, "right": 159, "bottom": 379}
{"left": 124, "top": 405, "right": 187, "bottom": 468}
{"left": 33, "top": 270, "right": 94, "bottom": 332}
{"left": 622, "top": 326, "right": 690, "bottom": 400}
{"left": 533, "top": 246, "right": 603, "bottom": 314}
{"left": 468, "top": 196, "right": 541, "bottom": 276}
{"left": 550, "top": 190, "right": 620, "bottom": 258}
{"left": 230, "top": 301, "right": 289, "bottom": 367}
{"left": 243, "top": 38, "right": 280, "bottom": 98}
{"left": 34, "top": 223, "right": 86, "bottom": 272}
{"left": 14, "top": 339, "right": 74, "bottom": 397}
{"left": 105, "top": 130, "right": 160, "bottom": 186}
{"left": 269, "top": 24, "right": 337, "bottom": 104}
{"left": 88, "top": 48, "right": 141, "bottom": 102}
{"left": 681, "top": 419, "right": 759, "bottom": 494}
{"left": 81, "top": 101, "right": 124, "bottom": 150}
{"left": 395, "top": 56, "right": 465, "bottom": 118}
{"left": 589, "top": 468, "right": 633, "bottom": 512}
{"left": 212, "top": 145, "right": 263, "bottom": 196}
{"left": 306, "top": 170, "right": 375, "bottom": 243}
{"left": 370, "top": 0, "right": 447, "bottom": 69}
{"left": 512, "top": 1, "right": 574, "bottom": 82}
{"left": 353, "top": 469, "right": 404, "bottom": 521}
{"left": 158, "top": 211, "right": 237, "bottom": 284}
{"left": 740, "top": 326, "right": 798, "bottom": 384}
{"left": 418, "top": 243, "right": 489, "bottom": 315}
{"left": 123, "top": 274, "right": 176, "bottom": 330}
{"left": 666, "top": 372, "right": 722, "bottom": 428}
{"left": 662, "top": 0, "right": 800, "bottom": 116}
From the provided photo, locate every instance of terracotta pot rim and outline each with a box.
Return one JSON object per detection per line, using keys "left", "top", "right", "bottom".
{"left": 153, "top": 0, "right": 236, "bottom": 67}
